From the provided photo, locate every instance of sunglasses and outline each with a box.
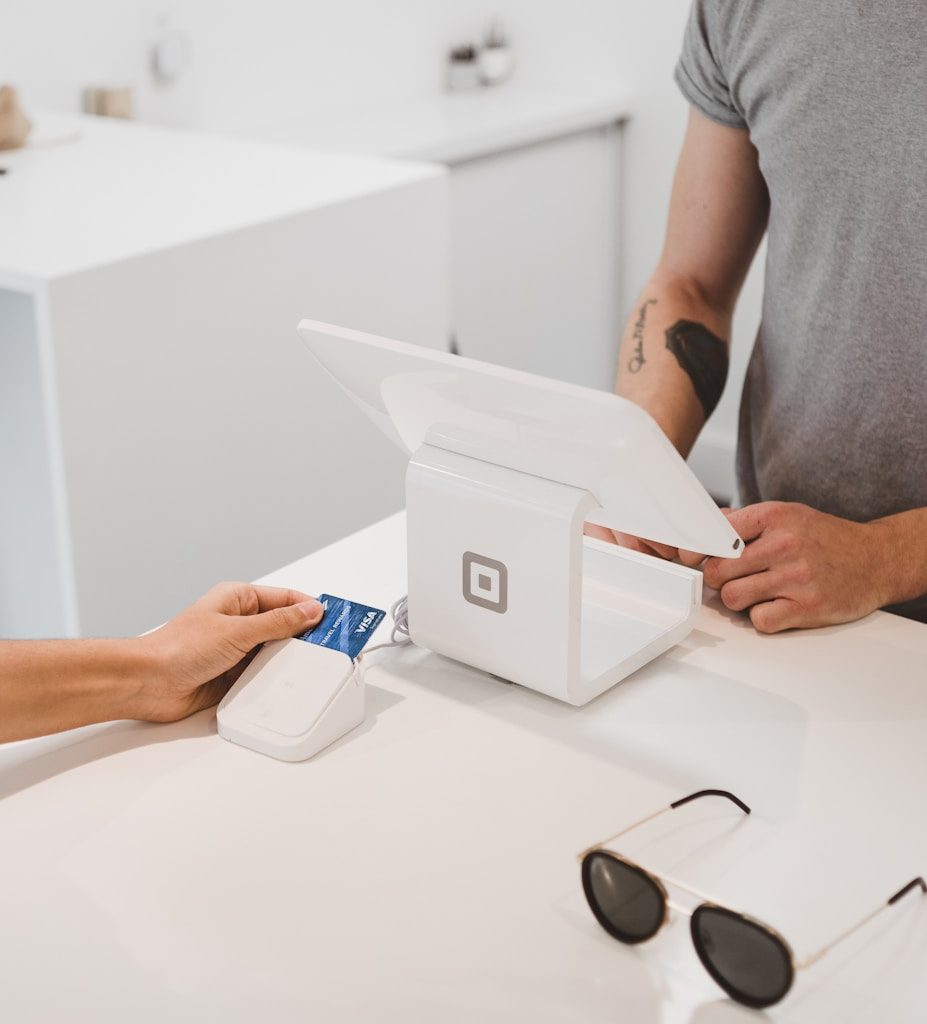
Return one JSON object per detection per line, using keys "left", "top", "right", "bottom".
{"left": 578, "top": 789, "right": 925, "bottom": 1010}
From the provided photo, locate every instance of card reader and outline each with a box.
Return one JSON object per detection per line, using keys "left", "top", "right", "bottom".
{"left": 217, "top": 639, "right": 364, "bottom": 762}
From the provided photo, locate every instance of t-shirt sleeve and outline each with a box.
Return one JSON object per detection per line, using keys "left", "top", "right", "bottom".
{"left": 674, "top": 0, "right": 747, "bottom": 128}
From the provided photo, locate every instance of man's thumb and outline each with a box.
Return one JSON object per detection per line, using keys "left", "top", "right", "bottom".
{"left": 241, "top": 599, "right": 324, "bottom": 645}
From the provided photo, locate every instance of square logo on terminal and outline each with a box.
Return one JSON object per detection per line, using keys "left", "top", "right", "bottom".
{"left": 462, "top": 551, "right": 508, "bottom": 613}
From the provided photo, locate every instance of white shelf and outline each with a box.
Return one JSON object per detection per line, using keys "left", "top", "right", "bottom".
{"left": 0, "top": 111, "right": 442, "bottom": 287}
{"left": 271, "top": 84, "right": 631, "bottom": 164}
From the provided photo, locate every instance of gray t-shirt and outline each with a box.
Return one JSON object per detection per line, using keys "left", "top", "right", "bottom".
{"left": 676, "top": 0, "right": 927, "bottom": 620}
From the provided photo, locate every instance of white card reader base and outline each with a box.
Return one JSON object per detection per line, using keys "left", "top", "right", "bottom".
{"left": 217, "top": 639, "right": 364, "bottom": 761}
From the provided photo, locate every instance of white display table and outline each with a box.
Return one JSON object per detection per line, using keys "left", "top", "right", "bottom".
{"left": 1, "top": 513, "right": 924, "bottom": 1022}
{"left": 0, "top": 112, "right": 447, "bottom": 639}
{"left": 285, "top": 84, "right": 630, "bottom": 164}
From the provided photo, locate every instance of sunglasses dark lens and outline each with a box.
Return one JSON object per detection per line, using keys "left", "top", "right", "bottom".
{"left": 691, "top": 905, "right": 794, "bottom": 1009}
{"left": 581, "top": 852, "right": 666, "bottom": 944}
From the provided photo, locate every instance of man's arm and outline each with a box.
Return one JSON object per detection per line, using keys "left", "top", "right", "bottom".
{"left": 0, "top": 583, "right": 322, "bottom": 743}
{"left": 587, "top": 108, "right": 768, "bottom": 556}
{"left": 603, "top": 109, "right": 927, "bottom": 631}
{"left": 617, "top": 108, "right": 768, "bottom": 456}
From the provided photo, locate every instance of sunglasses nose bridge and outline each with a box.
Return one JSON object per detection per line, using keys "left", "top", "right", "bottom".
{"left": 665, "top": 897, "right": 694, "bottom": 926}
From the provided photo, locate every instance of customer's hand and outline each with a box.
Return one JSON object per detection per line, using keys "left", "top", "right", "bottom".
{"left": 679, "top": 502, "right": 891, "bottom": 633}
{"left": 131, "top": 583, "right": 323, "bottom": 722}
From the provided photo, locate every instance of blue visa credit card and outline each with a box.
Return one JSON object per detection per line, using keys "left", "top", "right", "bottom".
{"left": 298, "top": 594, "right": 386, "bottom": 660}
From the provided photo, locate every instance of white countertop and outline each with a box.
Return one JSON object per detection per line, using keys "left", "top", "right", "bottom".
{"left": 1, "top": 513, "right": 925, "bottom": 1022}
{"left": 0, "top": 86, "right": 628, "bottom": 287}
{"left": 270, "top": 84, "right": 631, "bottom": 164}
{"left": 0, "top": 111, "right": 442, "bottom": 288}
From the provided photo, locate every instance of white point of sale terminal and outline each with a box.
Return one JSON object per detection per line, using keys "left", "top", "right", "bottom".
{"left": 297, "top": 320, "right": 743, "bottom": 708}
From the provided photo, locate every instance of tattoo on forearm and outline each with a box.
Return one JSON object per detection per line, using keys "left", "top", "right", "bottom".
{"left": 628, "top": 298, "right": 656, "bottom": 373}
{"left": 664, "top": 319, "right": 729, "bottom": 418}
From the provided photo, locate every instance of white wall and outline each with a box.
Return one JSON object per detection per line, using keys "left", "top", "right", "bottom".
{"left": 1, "top": 2, "right": 703, "bottom": 297}
{"left": 2, "top": 0, "right": 763, "bottom": 495}
{"left": 4, "top": 2, "right": 650, "bottom": 121}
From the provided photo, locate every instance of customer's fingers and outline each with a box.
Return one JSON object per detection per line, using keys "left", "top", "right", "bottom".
{"left": 247, "top": 585, "right": 318, "bottom": 615}
{"left": 197, "top": 582, "right": 314, "bottom": 616}
{"left": 233, "top": 599, "right": 324, "bottom": 649}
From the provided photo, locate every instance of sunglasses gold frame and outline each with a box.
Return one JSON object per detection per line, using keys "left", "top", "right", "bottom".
{"left": 578, "top": 789, "right": 925, "bottom": 1006}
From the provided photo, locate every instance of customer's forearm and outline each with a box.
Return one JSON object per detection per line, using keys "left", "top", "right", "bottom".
{"left": 869, "top": 508, "right": 927, "bottom": 608}
{"left": 0, "top": 639, "right": 147, "bottom": 742}
{"left": 616, "top": 272, "right": 732, "bottom": 457}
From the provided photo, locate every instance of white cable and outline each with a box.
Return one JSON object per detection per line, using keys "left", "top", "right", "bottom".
{"left": 357, "top": 595, "right": 411, "bottom": 659}
{"left": 387, "top": 594, "right": 410, "bottom": 644}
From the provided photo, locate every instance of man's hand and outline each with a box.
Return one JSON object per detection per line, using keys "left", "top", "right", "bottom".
{"left": 680, "top": 502, "right": 893, "bottom": 633}
{"left": 131, "top": 583, "right": 323, "bottom": 722}
{"left": 584, "top": 523, "right": 678, "bottom": 561}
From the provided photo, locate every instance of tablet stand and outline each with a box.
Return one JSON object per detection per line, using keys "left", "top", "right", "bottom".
{"left": 406, "top": 444, "right": 702, "bottom": 706}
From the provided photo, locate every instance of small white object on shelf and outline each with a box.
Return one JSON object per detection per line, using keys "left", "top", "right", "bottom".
{"left": 151, "top": 29, "right": 191, "bottom": 83}
{"left": 0, "top": 85, "right": 31, "bottom": 150}
{"left": 83, "top": 85, "right": 134, "bottom": 119}
{"left": 478, "top": 20, "right": 516, "bottom": 86}
{"left": 446, "top": 44, "right": 482, "bottom": 92}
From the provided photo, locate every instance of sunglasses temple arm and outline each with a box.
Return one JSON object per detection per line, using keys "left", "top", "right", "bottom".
{"left": 577, "top": 805, "right": 675, "bottom": 861}
{"left": 796, "top": 876, "right": 926, "bottom": 970}
{"left": 577, "top": 786, "right": 753, "bottom": 860}
{"left": 576, "top": 791, "right": 751, "bottom": 862}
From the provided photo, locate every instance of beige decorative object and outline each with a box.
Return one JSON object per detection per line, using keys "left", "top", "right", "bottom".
{"left": 83, "top": 85, "right": 134, "bottom": 120}
{"left": 0, "top": 85, "right": 32, "bottom": 150}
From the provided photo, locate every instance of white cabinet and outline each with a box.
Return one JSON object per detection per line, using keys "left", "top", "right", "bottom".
{"left": 297, "top": 86, "right": 629, "bottom": 388}
{"left": 448, "top": 124, "right": 621, "bottom": 388}
{"left": 0, "top": 114, "right": 448, "bottom": 638}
